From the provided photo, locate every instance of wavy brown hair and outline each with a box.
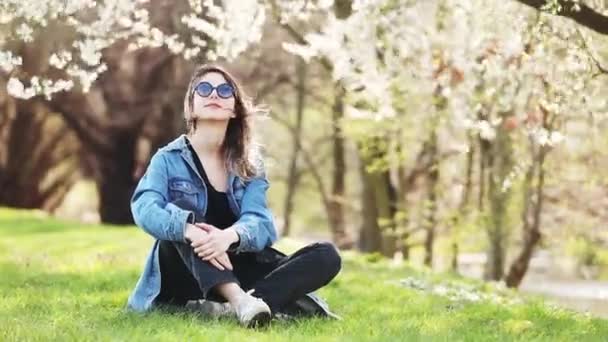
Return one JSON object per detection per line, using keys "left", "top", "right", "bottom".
{"left": 183, "top": 64, "right": 265, "bottom": 180}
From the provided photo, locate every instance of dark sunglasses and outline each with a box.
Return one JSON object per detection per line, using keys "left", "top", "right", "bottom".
{"left": 194, "top": 81, "right": 235, "bottom": 99}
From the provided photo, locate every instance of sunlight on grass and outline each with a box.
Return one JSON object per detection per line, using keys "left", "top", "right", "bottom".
{"left": 1, "top": 207, "right": 607, "bottom": 341}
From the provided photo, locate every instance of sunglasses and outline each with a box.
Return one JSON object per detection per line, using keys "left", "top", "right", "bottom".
{"left": 194, "top": 81, "right": 235, "bottom": 99}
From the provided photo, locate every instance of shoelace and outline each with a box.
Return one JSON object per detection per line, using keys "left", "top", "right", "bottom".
{"left": 236, "top": 289, "right": 268, "bottom": 312}
{"left": 244, "top": 289, "right": 260, "bottom": 302}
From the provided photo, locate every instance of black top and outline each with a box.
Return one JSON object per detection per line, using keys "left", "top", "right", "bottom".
{"left": 185, "top": 137, "right": 237, "bottom": 230}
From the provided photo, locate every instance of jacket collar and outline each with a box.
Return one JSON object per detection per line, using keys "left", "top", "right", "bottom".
{"left": 161, "top": 133, "right": 237, "bottom": 188}
{"left": 160, "top": 134, "right": 189, "bottom": 152}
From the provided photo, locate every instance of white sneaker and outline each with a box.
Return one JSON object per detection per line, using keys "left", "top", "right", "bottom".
{"left": 234, "top": 289, "right": 272, "bottom": 328}
{"left": 185, "top": 299, "right": 235, "bottom": 318}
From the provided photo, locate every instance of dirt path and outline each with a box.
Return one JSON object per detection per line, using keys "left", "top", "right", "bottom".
{"left": 520, "top": 277, "right": 608, "bottom": 318}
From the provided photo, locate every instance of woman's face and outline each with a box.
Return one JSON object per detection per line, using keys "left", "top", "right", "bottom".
{"left": 191, "top": 72, "right": 236, "bottom": 121}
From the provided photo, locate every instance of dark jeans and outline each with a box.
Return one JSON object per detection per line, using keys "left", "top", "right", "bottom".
{"left": 156, "top": 240, "right": 341, "bottom": 314}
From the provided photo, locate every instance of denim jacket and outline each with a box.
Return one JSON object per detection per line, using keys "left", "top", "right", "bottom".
{"left": 126, "top": 134, "right": 278, "bottom": 312}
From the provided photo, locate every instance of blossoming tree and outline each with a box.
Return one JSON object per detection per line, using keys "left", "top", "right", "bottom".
{"left": 280, "top": 0, "right": 608, "bottom": 285}
{"left": 1, "top": 0, "right": 607, "bottom": 287}
{"left": 0, "top": 0, "right": 266, "bottom": 222}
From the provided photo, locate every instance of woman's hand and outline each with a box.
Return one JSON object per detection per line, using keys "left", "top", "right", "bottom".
{"left": 185, "top": 223, "right": 207, "bottom": 242}
{"left": 191, "top": 223, "right": 239, "bottom": 261}
{"left": 212, "top": 252, "right": 233, "bottom": 271}
{"left": 185, "top": 223, "right": 233, "bottom": 270}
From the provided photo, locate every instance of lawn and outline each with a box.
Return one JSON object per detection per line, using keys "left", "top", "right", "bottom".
{"left": 1, "top": 207, "right": 607, "bottom": 341}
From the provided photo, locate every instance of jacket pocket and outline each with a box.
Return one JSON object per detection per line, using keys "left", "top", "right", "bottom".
{"left": 168, "top": 178, "right": 198, "bottom": 209}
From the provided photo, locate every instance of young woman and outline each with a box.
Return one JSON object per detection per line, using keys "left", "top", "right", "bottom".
{"left": 126, "top": 64, "right": 341, "bottom": 328}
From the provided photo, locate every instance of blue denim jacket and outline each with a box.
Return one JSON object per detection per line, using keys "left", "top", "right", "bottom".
{"left": 126, "top": 134, "right": 278, "bottom": 312}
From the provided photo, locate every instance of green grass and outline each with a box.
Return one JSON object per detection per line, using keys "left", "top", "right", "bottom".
{"left": 1, "top": 207, "right": 607, "bottom": 341}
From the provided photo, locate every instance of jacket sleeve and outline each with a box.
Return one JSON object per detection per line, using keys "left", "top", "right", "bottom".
{"left": 130, "top": 151, "right": 195, "bottom": 242}
{"left": 229, "top": 171, "right": 278, "bottom": 253}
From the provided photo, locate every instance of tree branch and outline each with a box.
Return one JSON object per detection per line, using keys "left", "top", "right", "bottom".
{"left": 267, "top": 0, "right": 335, "bottom": 71}
{"left": 268, "top": 110, "right": 331, "bottom": 204}
{"left": 47, "top": 91, "right": 112, "bottom": 154}
{"left": 575, "top": 28, "right": 608, "bottom": 77}
{"left": 514, "top": 0, "right": 608, "bottom": 35}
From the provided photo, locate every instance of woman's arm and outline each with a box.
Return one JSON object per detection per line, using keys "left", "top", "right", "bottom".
{"left": 228, "top": 172, "right": 278, "bottom": 253}
{"left": 130, "top": 152, "right": 195, "bottom": 242}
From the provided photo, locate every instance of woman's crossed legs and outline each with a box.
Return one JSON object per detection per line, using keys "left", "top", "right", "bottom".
{"left": 156, "top": 240, "right": 341, "bottom": 317}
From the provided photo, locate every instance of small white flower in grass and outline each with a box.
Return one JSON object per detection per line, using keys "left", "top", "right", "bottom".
{"left": 461, "top": 289, "right": 481, "bottom": 302}
{"left": 401, "top": 276, "right": 521, "bottom": 305}
{"left": 400, "top": 276, "right": 429, "bottom": 290}
{"left": 434, "top": 285, "right": 449, "bottom": 296}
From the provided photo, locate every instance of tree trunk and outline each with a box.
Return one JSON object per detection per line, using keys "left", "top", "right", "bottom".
{"left": 0, "top": 97, "right": 79, "bottom": 210}
{"left": 483, "top": 114, "right": 514, "bottom": 281}
{"left": 47, "top": 45, "right": 189, "bottom": 224}
{"left": 505, "top": 109, "right": 550, "bottom": 287}
{"left": 3, "top": 1, "right": 207, "bottom": 223}
{"left": 358, "top": 153, "right": 383, "bottom": 253}
{"left": 423, "top": 84, "right": 445, "bottom": 268}
{"left": 504, "top": 151, "right": 544, "bottom": 287}
{"left": 450, "top": 133, "right": 475, "bottom": 272}
{"left": 423, "top": 129, "right": 439, "bottom": 267}
{"left": 357, "top": 139, "right": 397, "bottom": 257}
{"left": 328, "top": 83, "right": 353, "bottom": 248}
{"left": 96, "top": 131, "right": 139, "bottom": 224}
{"left": 396, "top": 165, "right": 411, "bottom": 260}
{"left": 282, "top": 59, "right": 306, "bottom": 236}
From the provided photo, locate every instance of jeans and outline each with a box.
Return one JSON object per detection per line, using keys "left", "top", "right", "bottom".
{"left": 156, "top": 239, "right": 341, "bottom": 314}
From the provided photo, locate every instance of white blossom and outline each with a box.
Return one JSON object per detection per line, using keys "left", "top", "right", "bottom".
{"left": 49, "top": 51, "right": 72, "bottom": 69}
{"left": 6, "top": 76, "right": 74, "bottom": 100}
{"left": 530, "top": 128, "right": 565, "bottom": 147}
{"left": 478, "top": 120, "right": 497, "bottom": 141}
{"left": 16, "top": 23, "right": 34, "bottom": 42}
{"left": 0, "top": 51, "right": 22, "bottom": 72}
{"left": 0, "top": 0, "right": 267, "bottom": 99}
{"left": 7, "top": 78, "right": 35, "bottom": 99}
